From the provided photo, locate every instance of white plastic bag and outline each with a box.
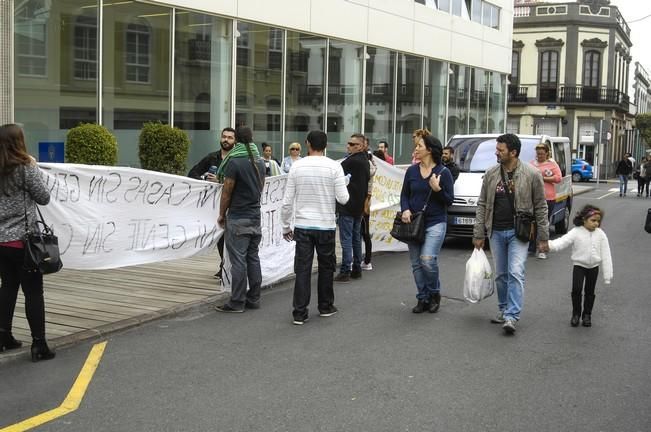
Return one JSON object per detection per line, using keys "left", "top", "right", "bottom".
{"left": 463, "top": 248, "right": 495, "bottom": 303}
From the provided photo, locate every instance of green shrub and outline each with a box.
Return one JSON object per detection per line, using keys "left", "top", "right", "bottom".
{"left": 138, "top": 122, "right": 190, "bottom": 175}
{"left": 65, "top": 123, "right": 118, "bottom": 165}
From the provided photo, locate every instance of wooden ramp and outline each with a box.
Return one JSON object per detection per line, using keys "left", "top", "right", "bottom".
{"left": 10, "top": 251, "right": 225, "bottom": 344}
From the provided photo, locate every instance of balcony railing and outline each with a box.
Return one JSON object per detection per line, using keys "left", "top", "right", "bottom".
{"left": 539, "top": 87, "right": 558, "bottom": 103}
{"left": 560, "top": 86, "right": 630, "bottom": 110}
{"left": 508, "top": 85, "right": 528, "bottom": 103}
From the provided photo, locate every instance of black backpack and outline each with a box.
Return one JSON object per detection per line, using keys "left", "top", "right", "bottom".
{"left": 645, "top": 208, "right": 651, "bottom": 234}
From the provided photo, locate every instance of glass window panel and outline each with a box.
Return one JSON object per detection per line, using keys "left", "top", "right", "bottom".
{"left": 235, "top": 22, "right": 283, "bottom": 151}
{"left": 285, "top": 32, "right": 326, "bottom": 160}
{"left": 174, "top": 12, "right": 232, "bottom": 167}
{"left": 488, "top": 73, "right": 506, "bottom": 133}
{"left": 472, "top": 0, "right": 482, "bottom": 23}
{"left": 15, "top": 0, "right": 47, "bottom": 77}
{"left": 510, "top": 51, "right": 519, "bottom": 83}
{"left": 327, "top": 40, "right": 363, "bottom": 160}
{"left": 439, "top": 0, "right": 450, "bottom": 13}
{"left": 14, "top": 0, "right": 98, "bottom": 158}
{"left": 447, "top": 64, "right": 470, "bottom": 140}
{"left": 468, "top": 68, "right": 489, "bottom": 134}
{"left": 490, "top": 5, "right": 500, "bottom": 28}
{"left": 395, "top": 54, "right": 423, "bottom": 164}
{"left": 482, "top": 2, "right": 491, "bottom": 25}
{"left": 424, "top": 59, "right": 448, "bottom": 150}
{"left": 103, "top": 2, "right": 170, "bottom": 167}
{"left": 364, "top": 47, "right": 395, "bottom": 158}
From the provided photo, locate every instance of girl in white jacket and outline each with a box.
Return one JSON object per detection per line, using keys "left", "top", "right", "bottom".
{"left": 549, "top": 204, "right": 613, "bottom": 328}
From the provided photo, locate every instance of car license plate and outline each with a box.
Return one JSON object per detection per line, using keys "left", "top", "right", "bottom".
{"left": 454, "top": 217, "right": 475, "bottom": 225}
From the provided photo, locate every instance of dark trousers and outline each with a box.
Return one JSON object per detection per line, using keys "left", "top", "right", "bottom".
{"left": 216, "top": 235, "right": 224, "bottom": 276}
{"left": 571, "top": 265, "right": 599, "bottom": 317}
{"left": 361, "top": 214, "right": 372, "bottom": 264}
{"left": 224, "top": 218, "right": 262, "bottom": 309}
{"left": 0, "top": 246, "right": 46, "bottom": 339}
{"left": 292, "top": 228, "right": 336, "bottom": 320}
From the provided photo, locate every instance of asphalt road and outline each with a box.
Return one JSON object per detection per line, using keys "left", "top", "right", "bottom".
{"left": 1, "top": 183, "right": 650, "bottom": 432}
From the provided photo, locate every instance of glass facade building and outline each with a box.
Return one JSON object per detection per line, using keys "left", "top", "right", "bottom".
{"left": 11, "top": 0, "right": 509, "bottom": 166}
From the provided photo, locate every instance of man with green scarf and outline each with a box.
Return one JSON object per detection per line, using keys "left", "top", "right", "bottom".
{"left": 215, "top": 127, "right": 267, "bottom": 313}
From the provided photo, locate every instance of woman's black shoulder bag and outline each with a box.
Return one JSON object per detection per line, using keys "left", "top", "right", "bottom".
{"left": 390, "top": 165, "right": 441, "bottom": 243}
{"left": 22, "top": 168, "right": 63, "bottom": 274}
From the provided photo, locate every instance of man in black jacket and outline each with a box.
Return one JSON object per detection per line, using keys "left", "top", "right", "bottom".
{"left": 335, "top": 133, "right": 370, "bottom": 282}
{"left": 187, "top": 127, "right": 235, "bottom": 280}
{"left": 442, "top": 145, "right": 460, "bottom": 183}
{"left": 187, "top": 127, "right": 236, "bottom": 180}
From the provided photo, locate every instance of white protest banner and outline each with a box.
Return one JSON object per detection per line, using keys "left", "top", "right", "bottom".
{"left": 257, "top": 175, "right": 295, "bottom": 285}
{"left": 38, "top": 163, "right": 295, "bottom": 287}
{"left": 368, "top": 157, "right": 408, "bottom": 252}
{"left": 38, "top": 163, "right": 222, "bottom": 270}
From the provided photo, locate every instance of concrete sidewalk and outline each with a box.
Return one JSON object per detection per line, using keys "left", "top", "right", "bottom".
{"left": 0, "top": 183, "right": 597, "bottom": 364}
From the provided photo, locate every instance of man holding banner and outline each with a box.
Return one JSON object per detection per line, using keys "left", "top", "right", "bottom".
{"left": 281, "top": 131, "right": 349, "bottom": 325}
{"left": 187, "top": 127, "right": 236, "bottom": 281}
{"left": 215, "top": 127, "right": 266, "bottom": 313}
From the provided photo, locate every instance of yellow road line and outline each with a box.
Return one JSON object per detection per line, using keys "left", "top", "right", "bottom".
{"left": 0, "top": 341, "right": 107, "bottom": 432}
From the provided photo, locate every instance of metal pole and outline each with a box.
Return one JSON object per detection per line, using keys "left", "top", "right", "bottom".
{"left": 596, "top": 119, "right": 603, "bottom": 185}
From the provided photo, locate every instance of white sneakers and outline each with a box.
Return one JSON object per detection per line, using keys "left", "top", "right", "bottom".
{"left": 536, "top": 252, "right": 547, "bottom": 260}
{"left": 361, "top": 262, "right": 373, "bottom": 271}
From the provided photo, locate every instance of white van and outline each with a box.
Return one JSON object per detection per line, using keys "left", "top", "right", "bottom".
{"left": 446, "top": 134, "right": 573, "bottom": 238}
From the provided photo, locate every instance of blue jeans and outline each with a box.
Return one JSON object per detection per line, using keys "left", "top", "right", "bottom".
{"left": 490, "top": 229, "right": 528, "bottom": 321}
{"left": 225, "top": 218, "right": 262, "bottom": 310}
{"left": 407, "top": 222, "right": 446, "bottom": 301}
{"left": 338, "top": 215, "right": 362, "bottom": 274}
{"left": 618, "top": 174, "right": 629, "bottom": 195}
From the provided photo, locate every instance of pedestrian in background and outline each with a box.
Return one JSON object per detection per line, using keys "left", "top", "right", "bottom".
{"left": 473, "top": 133, "right": 549, "bottom": 335}
{"left": 615, "top": 153, "right": 633, "bottom": 197}
{"left": 0, "top": 124, "right": 55, "bottom": 361}
{"left": 215, "top": 127, "right": 266, "bottom": 313}
{"left": 281, "top": 131, "right": 349, "bottom": 325}
{"left": 282, "top": 142, "right": 302, "bottom": 173}
{"left": 400, "top": 135, "right": 454, "bottom": 314}
{"left": 378, "top": 140, "right": 394, "bottom": 165}
{"left": 528, "top": 143, "right": 561, "bottom": 259}
{"left": 442, "top": 145, "right": 460, "bottom": 183}
{"left": 335, "top": 134, "right": 370, "bottom": 282}
{"left": 361, "top": 136, "right": 377, "bottom": 271}
{"left": 261, "top": 142, "right": 282, "bottom": 176}
{"left": 548, "top": 204, "right": 613, "bottom": 327}
{"left": 642, "top": 156, "right": 651, "bottom": 198}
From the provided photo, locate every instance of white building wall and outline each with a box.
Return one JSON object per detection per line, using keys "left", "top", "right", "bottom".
{"left": 149, "top": 0, "right": 513, "bottom": 74}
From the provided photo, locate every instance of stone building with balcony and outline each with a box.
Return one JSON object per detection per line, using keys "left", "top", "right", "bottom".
{"left": 507, "top": 0, "right": 635, "bottom": 172}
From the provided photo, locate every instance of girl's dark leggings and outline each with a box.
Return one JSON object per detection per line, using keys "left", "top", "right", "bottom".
{"left": 571, "top": 265, "right": 599, "bottom": 316}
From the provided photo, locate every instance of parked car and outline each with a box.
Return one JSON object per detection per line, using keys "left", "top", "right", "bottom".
{"left": 571, "top": 158, "right": 593, "bottom": 182}
{"left": 446, "top": 134, "right": 573, "bottom": 238}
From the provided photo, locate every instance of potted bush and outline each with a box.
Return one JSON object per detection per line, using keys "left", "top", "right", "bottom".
{"left": 138, "top": 122, "right": 190, "bottom": 175}
{"left": 65, "top": 123, "right": 118, "bottom": 165}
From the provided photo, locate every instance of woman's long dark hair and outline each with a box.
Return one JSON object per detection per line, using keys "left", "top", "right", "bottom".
{"left": 422, "top": 135, "right": 443, "bottom": 164}
{"left": 0, "top": 124, "right": 31, "bottom": 195}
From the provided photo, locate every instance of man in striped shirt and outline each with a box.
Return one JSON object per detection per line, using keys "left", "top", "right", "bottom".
{"left": 281, "top": 130, "right": 350, "bottom": 325}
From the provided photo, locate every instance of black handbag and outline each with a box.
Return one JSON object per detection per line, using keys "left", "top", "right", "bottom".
{"left": 22, "top": 170, "right": 63, "bottom": 274}
{"left": 500, "top": 166, "right": 535, "bottom": 242}
{"left": 390, "top": 209, "right": 427, "bottom": 243}
{"left": 391, "top": 168, "right": 437, "bottom": 243}
{"left": 645, "top": 208, "right": 651, "bottom": 234}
